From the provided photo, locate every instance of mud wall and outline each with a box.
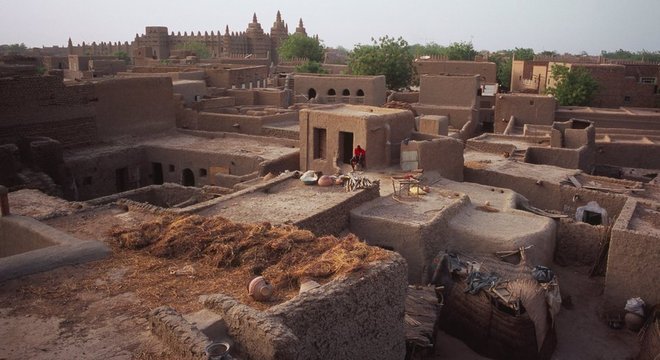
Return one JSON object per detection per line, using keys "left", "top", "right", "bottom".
{"left": 524, "top": 146, "right": 593, "bottom": 171}
{"left": 494, "top": 94, "right": 557, "bottom": 133}
{"left": 94, "top": 77, "right": 176, "bottom": 140}
{"left": 267, "top": 257, "right": 407, "bottom": 360}
{"left": 555, "top": 219, "right": 607, "bottom": 267}
{"left": 295, "top": 185, "right": 380, "bottom": 236}
{"left": 0, "top": 75, "right": 97, "bottom": 148}
{"left": 464, "top": 167, "right": 627, "bottom": 220}
{"left": 64, "top": 146, "right": 148, "bottom": 200}
{"left": 203, "top": 256, "right": 407, "bottom": 360}
{"left": 197, "top": 112, "right": 297, "bottom": 135}
{"left": 419, "top": 75, "right": 479, "bottom": 107}
{"left": 596, "top": 142, "right": 660, "bottom": 169}
{"left": 402, "top": 138, "right": 464, "bottom": 181}
{"left": 605, "top": 199, "right": 660, "bottom": 310}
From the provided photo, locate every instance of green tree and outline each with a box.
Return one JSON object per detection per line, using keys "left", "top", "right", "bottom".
{"left": 295, "top": 61, "right": 328, "bottom": 74}
{"left": 513, "top": 47, "right": 534, "bottom": 60}
{"left": 278, "top": 34, "right": 324, "bottom": 62}
{"left": 409, "top": 42, "right": 448, "bottom": 58}
{"left": 601, "top": 49, "right": 660, "bottom": 63}
{"left": 3, "top": 43, "right": 28, "bottom": 54}
{"left": 539, "top": 50, "right": 559, "bottom": 57}
{"left": 545, "top": 64, "right": 599, "bottom": 106}
{"left": 446, "top": 41, "right": 477, "bottom": 60}
{"left": 348, "top": 36, "right": 413, "bottom": 90}
{"left": 177, "top": 41, "right": 211, "bottom": 59}
{"left": 488, "top": 51, "right": 513, "bottom": 90}
{"left": 113, "top": 51, "right": 131, "bottom": 64}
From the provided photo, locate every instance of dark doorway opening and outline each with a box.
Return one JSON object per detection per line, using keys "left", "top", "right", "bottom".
{"left": 582, "top": 210, "right": 603, "bottom": 225}
{"left": 115, "top": 167, "right": 129, "bottom": 192}
{"left": 152, "top": 162, "right": 164, "bottom": 185}
{"left": 481, "top": 121, "right": 494, "bottom": 133}
{"left": 308, "top": 88, "right": 317, "bottom": 99}
{"left": 339, "top": 131, "right": 354, "bottom": 164}
{"left": 182, "top": 168, "right": 195, "bottom": 186}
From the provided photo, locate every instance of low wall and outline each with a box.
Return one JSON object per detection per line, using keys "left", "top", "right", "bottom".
{"left": 596, "top": 142, "right": 660, "bottom": 169}
{"left": 295, "top": 185, "right": 380, "bottom": 236}
{"left": 464, "top": 167, "right": 627, "bottom": 220}
{"left": 0, "top": 215, "right": 110, "bottom": 282}
{"left": 202, "top": 255, "right": 407, "bottom": 360}
{"left": 197, "top": 112, "right": 298, "bottom": 136}
{"left": 268, "top": 257, "right": 407, "bottom": 360}
{"left": 524, "top": 146, "right": 594, "bottom": 171}
{"left": 148, "top": 306, "right": 210, "bottom": 360}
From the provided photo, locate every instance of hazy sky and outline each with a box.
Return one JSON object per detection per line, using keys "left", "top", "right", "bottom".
{"left": 1, "top": 0, "right": 659, "bottom": 54}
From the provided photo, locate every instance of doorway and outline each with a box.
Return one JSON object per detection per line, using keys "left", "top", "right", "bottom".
{"left": 115, "top": 167, "right": 129, "bottom": 192}
{"left": 152, "top": 162, "right": 164, "bottom": 185}
{"left": 182, "top": 168, "right": 195, "bottom": 186}
{"left": 339, "top": 131, "right": 354, "bottom": 164}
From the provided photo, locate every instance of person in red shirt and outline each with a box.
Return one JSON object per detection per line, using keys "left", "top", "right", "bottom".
{"left": 351, "top": 145, "right": 366, "bottom": 171}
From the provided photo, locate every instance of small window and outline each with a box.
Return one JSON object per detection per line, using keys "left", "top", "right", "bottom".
{"left": 640, "top": 77, "right": 657, "bottom": 84}
{"left": 529, "top": 100, "right": 535, "bottom": 105}
{"left": 582, "top": 210, "right": 602, "bottom": 225}
{"left": 83, "top": 176, "right": 93, "bottom": 185}
{"left": 356, "top": 89, "right": 364, "bottom": 97}
{"left": 169, "top": 164, "right": 175, "bottom": 172}
{"left": 199, "top": 168, "right": 207, "bottom": 177}
{"left": 327, "top": 89, "right": 336, "bottom": 96}
{"left": 342, "top": 89, "right": 350, "bottom": 96}
{"left": 624, "top": 96, "right": 631, "bottom": 103}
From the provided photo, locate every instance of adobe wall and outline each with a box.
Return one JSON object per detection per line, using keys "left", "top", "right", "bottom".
{"left": 295, "top": 185, "right": 380, "bottom": 236}
{"left": 267, "top": 257, "right": 407, "bottom": 360}
{"left": 144, "top": 146, "right": 262, "bottom": 186}
{"left": 293, "top": 74, "right": 387, "bottom": 106}
{"left": 464, "top": 167, "right": 627, "bottom": 220}
{"left": 93, "top": 77, "right": 176, "bottom": 140}
{"left": 494, "top": 94, "right": 557, "bottom": 133}
{"left": 63, "top": 146, "right": 148, "bottom": 200}
{"left": 415, "top": 60, "right": 497, "bottom": 83}
{"left": 412, "top": 105, "right": 477, "bottom": 131}
{"left": 418, "top": 75, "right": 479, "bottom": 107}
{"left": 225, "top": 89, "right": 291, "bottom": 107}
{"left": 596, "top": 142, "right": 660, "bottom": 169}
{"left": 554, "top": 108, "right": 660, "bottom": 131}
{"left": 605, "top": 199, "right": 660, "bottom": 309}
{"left": 524, "top": 146, "right": 594, "bottom": 171}
{"left": 205, "top": 66, "right": 268, "bottom": 89}
{"left": 299, "top": 106, "right": 415, "bottom": 174}
{"left": 0, "top": 75, "right": 97, "bottom": 148}
{"left": 172, "top": 80, "right": 207, "bottom": 105}
{"left": 203, "top": 256, "right": 407, "bottom": 360}
{"left": 197, "top": 112, "right": 298, "bottom": 135}
{"left": 401, "top": 138, "right": 464, "bottom": 181}
{"left": 555, "top": 219, "right": 607, "bottom": 267}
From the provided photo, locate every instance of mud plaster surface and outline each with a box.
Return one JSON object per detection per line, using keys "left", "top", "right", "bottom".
{"left": 198, "top": 179, "right": 360, "bottom": 224}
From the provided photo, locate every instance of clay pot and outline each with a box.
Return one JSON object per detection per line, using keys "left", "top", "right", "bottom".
{"left": 624, "top": 312, "right": 644, "bottom": 332}
{"left": 318, "top": 175, "right": 334, "bottom": 187}
{"left": 248, "top": 276, "right": 273, "bottom": 302}
{"left": 205, "top": 342, "right": 231, "bottom": 360}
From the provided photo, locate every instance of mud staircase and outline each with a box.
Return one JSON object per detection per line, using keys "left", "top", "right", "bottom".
{"left": 509, "top": 149, "right": 527, "bottom": 162}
